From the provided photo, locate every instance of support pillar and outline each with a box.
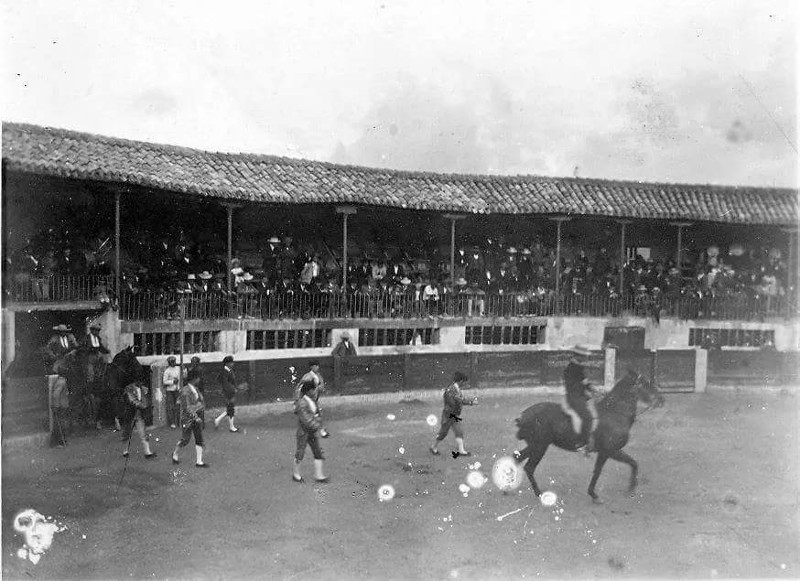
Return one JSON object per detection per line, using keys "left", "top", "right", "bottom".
{"left": 617, "top": 220, "right": 631, "bottom": 295}
{"left": 2, "top": 310, "right": 15, "bottom": 368}
{"left": 222, "top": 204, "right": 241, "bottom": 293}
{"left": 115, "top": 191, "right": 121, "bottom": 299}
{"left": 671, "top": 222, "right": 693, "bottom": 273}
{"left": 549, "top": 217, "right": 571, "bottom": 296}
{"left": 443, "top": 214, "right": 466, "bottom": 290}
{"left": 694, "top": 347, "right": 708, "bottom": 393}
{"left": 336, "top": 206, "right": 357, "bottom": 292}
{"left": 604, "top": 347, "right": 616, "bottom": 391}
{"left": 782, "top": 227, "right": 798, "bottom": 295}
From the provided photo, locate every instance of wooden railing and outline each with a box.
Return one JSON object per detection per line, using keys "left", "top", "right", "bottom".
{"left": 3, "top": 275, "right": 114, "bottom": 303}
{"left": 118, "top": 290, "right": 796, "bottom": 322}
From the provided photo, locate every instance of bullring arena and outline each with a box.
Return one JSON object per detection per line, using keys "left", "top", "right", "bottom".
{"left": 2, "top": 122, "right": 799, "bottom": 579}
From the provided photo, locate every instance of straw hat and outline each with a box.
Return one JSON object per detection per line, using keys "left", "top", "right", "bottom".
{"left": 571, "top": 344, "right": 592, "bottom": 357}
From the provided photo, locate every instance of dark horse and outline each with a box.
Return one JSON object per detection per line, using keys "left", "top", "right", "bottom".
{"left": 514, "top": 370, "right": 665, "bottom": 503}
{"left": 61, "top": 346, "right": 145, "bottom": 430}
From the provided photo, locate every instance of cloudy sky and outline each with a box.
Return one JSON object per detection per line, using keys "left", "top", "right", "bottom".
{"left": 3, "top": 0, "right": 797, "bottom": 187}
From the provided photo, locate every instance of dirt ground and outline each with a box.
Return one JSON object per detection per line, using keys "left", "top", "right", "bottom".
{"left": 2, "top": 387, "right": 799, "bottom": 580}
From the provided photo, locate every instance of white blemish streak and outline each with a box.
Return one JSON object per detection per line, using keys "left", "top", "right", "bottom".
{"left": 496, "top": 506, "right": 528, "bottom": 521}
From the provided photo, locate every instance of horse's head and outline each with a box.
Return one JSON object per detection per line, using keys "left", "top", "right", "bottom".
{"left": 628, "top": 371, "right": 665, "bottom": 409}
{"left": 112, "top": 346, "right": 145, "bottom": 381}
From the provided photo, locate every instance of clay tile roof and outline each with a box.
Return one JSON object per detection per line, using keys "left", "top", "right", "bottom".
{"left": 2, "top": 122, "right": 797, "bottom": 225}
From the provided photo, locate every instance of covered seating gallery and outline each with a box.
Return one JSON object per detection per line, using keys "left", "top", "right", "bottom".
{"left": 2, "top": 122, "right": 797, "bottom": 322}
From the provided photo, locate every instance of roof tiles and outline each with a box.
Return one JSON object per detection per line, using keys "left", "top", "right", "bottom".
{"left": 2, "top": 122, "right": 797, "bottom": 225}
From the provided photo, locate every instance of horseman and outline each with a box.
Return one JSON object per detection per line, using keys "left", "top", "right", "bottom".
{"left": 562, "top": 344, "right": 600, "bottom": 455}
{"left": 82, "top": 322, "right": 110, "bottom": 394}
{"left": 44, "top": 324, "right": 78, "bottom": 373}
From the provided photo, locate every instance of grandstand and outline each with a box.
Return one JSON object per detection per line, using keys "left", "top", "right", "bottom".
{"left": 2, "top": 122, "right": 798, "bottom": 439}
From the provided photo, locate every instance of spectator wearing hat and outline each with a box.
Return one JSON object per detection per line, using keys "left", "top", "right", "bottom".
{"left": 214, "top": 355, "right": 240, "bottom": 432}
{"left": 293, "top": 379, "right": 328, "bottom": 483}
{"left": 562, "top": 345, "right": 599, "bottom": 455}
{"left": 162, "top": 356, "right": 182, "bottom": 429}
{"left": 332, "top": 332, "right": 357, "bottom": 358}
{"left": 171, "top": 369, "right": 209, "bottom": 468}
{"left": 44, "top": 324, "right": 78, "bottom": 373}
{"left": 82, "top": 322, "right": 110, "bottom": 390}
{"left": 430, "top": 371, "right": 477, "bottom": 458}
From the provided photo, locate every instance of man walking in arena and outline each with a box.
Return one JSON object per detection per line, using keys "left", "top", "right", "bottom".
{"left": 430, "top": 371, "right": 477, "bottom": 458}
{"left": 171, "top": 369, "right": 209, "bottom": 468}
{"left": 214, "top": 355, "right": 240, "bottom": 433}
{"left": 293, "top": 379, "right": 328, "bottom": 483}
{"left": 296, "top": 360, "right": 329, "bottom": 438}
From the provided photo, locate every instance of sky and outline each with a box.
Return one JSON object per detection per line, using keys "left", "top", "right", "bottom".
{"left": 2, "top": 0, "right": 798, "bottom": 188}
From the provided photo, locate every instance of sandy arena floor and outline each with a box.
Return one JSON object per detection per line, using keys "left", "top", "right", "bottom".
{"left": 2, "top": 387, "right": 799, "bottom": 580}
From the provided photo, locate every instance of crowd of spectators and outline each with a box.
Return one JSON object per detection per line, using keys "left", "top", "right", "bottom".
{"left": 4, "top": 225, "right": 793, "bottom": 319}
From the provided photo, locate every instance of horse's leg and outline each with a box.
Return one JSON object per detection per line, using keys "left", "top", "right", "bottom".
{"left": 521, "top": 443, "right": 548, "bottom": 497}
{"left": 587, "top": 452, "right": 609, "bottom": 503}
{"left": 607, "top": 449, "right": 638, "bottom": 496}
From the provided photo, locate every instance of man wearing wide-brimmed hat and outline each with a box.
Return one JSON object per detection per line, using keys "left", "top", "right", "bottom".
{"left": 44, "top": 324, "right": 78, "bottom": 373}
{"left": 331, "top": 332, "right": 357, "bottom": 358}
{"left": 562, "top": 345, "right": 599, "bottom": 456}
{"left": 82, "top": 322, "right": 110, "bottom": 392}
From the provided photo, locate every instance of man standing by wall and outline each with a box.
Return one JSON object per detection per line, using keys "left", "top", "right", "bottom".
{"left": 162, "top": 356, "right": 182, "bottom": 429}
{"left": 82, "top": 322, "right": 110, "bottom": 396}
{"left": 331, "top": 332, "right": 357, "bottom": 358}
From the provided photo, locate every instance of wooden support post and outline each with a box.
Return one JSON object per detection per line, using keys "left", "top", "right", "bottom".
{"left": 336, "top": 206, "right": 357, "bottom": 292}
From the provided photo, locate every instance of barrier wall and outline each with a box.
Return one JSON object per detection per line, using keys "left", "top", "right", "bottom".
{"left": 1, "top": 376, "right": 50, "bottom": 439}
{"left": 707, "top": 350, "right": 800, "bottom": 386}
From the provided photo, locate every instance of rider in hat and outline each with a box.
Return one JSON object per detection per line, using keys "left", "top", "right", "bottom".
{"left": 44, "top": 324, "right": 78, "bottom": 373}
{"left": 563, "top": 345, "right": 600, "bottom": 455}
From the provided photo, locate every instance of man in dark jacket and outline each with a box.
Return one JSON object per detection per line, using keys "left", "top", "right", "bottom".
{"left": 82, "top": 322, "right": 110, "bottom": 392}
{"left": 44, "top": 324, "right": 78, "bottom": 374}
{"left": 562, "top": 345, "right": 599, "bottom": 455}
{"left": 430, "top": 371, "right": 477, "bottom": 458}
{"left": 331, "top": 332, "right": 357, "bottom": 358}
{"left": 213, "top": 355, "right": 240, "bottom": 432}
{"left": 293, "top": 379, "right": 327, "bottom": 483}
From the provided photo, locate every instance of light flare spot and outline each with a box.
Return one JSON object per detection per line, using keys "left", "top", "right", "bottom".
{"left": 540, "top": 491, "right": 557, "bottom": 507}
{"left": 377, "top": 484, "right": 395, "bottom": 502}
{"left": 398, "top": 447, "right": 405, "bottom": 454}
{"left": 466, "top": 471, "right": 487, "bottom": 489}
{"left": 458, "top": 483, "right": 470, "bottom": 494}
{"left": 387, "top": 414, "right": 396, "bottom": 421}
{"left": 491, "top": 456, "right": 523, "bottom": 492}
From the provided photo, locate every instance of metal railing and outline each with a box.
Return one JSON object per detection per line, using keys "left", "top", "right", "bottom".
{"left": 118, "top": 290, "right": 797, "bottom": 322}
{"left": 3, "top": 275, "right": 114, "bottom": 303}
